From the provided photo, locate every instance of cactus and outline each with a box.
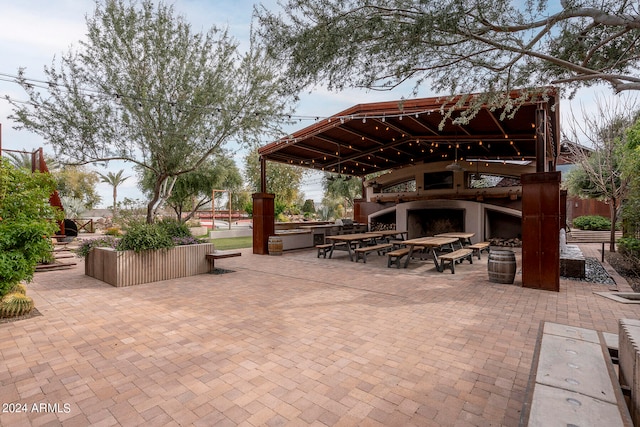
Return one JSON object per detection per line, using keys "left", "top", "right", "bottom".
{"left": 9, "top": 283, "right": 27, "bottom": 295}
{"left": 0, "top": 293, "right": 34, "bottom": 318}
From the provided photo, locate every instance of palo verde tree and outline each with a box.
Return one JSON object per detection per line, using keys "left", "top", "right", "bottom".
{"left": 257, "top": 0, "right": 640, "bottom": 118}
{"left": 140, "top": 150, "right": 242, "bottom": 223}
{"left": 9, "top": 0, "right": 292, "bottom": 223}
{"left": 563, "top": 95, "right": 639, "bottom": 251}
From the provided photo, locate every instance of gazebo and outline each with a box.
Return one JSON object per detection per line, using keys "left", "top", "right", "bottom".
{"left": 256, "top": 88, "right": 563, "bottom": 291}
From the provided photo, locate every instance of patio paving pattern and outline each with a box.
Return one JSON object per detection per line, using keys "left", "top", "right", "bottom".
{"left": 1, "top": 244, "right": 639, "bottom": 426}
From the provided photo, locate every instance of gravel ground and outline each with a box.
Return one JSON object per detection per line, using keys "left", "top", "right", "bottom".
{"left": 562, "top": 257, "right": 616, "bottom": 285}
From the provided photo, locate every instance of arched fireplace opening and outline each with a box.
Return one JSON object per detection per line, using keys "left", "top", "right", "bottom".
{"left": 407, "top": 208, "right": 465, "bottom": 239}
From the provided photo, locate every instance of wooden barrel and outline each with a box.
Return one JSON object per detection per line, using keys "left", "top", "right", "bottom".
{"left": 487, "top": 250, "right": 516, "bottom": 284}
{"left": 268, "top": 236, "right": 283, "bottom": 256}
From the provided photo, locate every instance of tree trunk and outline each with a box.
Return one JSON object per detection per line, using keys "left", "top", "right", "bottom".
{"left": 609, "top": 199, "right": 617, "bottom": 253}
{"left": 112, "top": 187, "right": 117, "bottom": 218}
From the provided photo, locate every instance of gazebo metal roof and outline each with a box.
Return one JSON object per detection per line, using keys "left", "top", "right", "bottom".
{"left": 259, "top": 89, "right": 560, "bottom": 177}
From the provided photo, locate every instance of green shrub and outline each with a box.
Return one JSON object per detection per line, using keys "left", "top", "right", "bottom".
{"left": 74, "top": 236, "right": 119, "bottom": 258}
{"left": 572, "top": 215, "right": 612, "bottom": 231}
{"left": 157, "top": 218, "right": 192, "bottom": 239}
{"left": 0, "top": 159, "right": 62, "bottom": 298}
{"left": 618, "top": 237, "right": 640, "bottom": 257}
{"left": 116, "top": 221, "right": 174, "bottom": 253}
{"left": 105, "top": 227, "right": 122, "bottom": 236}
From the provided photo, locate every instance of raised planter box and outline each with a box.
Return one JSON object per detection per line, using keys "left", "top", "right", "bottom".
{"left": 85, "top": 243, "right": 215, "bottom": 287}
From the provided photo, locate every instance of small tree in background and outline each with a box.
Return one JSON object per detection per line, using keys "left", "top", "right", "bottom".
{"left": 244, "top": 147, "right": 306, "bottom": 210}
{"left": 563, "top": 95, "right": 639, "bottom": 252}
{"left": 140, "top": 153, "right": 242, "bottom": 223}
{"left": 322, "top": 175, "right": 362, "bottom": 219}
{"left": 98, "top": 169, "right": 129, "bottom": 217}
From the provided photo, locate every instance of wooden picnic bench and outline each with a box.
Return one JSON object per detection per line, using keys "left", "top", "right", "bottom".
{"left": 386, "top": 245, "right": 426, "bottom": 268}
{"left": 436, "top": 248, "right": 473, "bottom": 274}
{"left": 206, "top": 250, "right": 241, "bottom": 273}
{"left": 520, "top": 321, "right": 631, "bottom": 427}
{"left": 467, "top": 242, "right": 490, "bottom": 259}
{"left": 387, "top": 247, "right": 411, "bottom": 268}
{"left": 354, "top": 243, "right": 392, "bottom": 263}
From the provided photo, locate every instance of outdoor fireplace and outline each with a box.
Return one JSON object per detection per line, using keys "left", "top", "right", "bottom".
{"left": 407, "top": 208, "right": 464, "bottom": 239}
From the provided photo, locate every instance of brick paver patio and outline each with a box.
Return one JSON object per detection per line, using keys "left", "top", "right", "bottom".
{"left": 1, "top": 244, "right": 639, "bottom": 426}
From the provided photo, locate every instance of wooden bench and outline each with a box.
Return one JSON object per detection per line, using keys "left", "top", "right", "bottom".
{"left": 467, "top": 242, "right": 490, "bottom": 259}
{"left": 206, "top": 250, "right": 241, "bottom": 273}
{"left": 387, "top": 247, "right": 411, "bottom": 268}
{"left": 316, "top": 243, "right": 333, "bottom": 258}
{"left": 520, "top": 321, "right": 632, "bottom": 427}
{"left": 354, "top": 243, "right": 392, "bottom": 263}
{"left": 436, "top": 248, "right": 473, "bottom": 273}
{"left": 316, "top": 242, "right": 347, "bottom": 258}
{"left": 566, "top": 229, "right": 623, "bottom": 261}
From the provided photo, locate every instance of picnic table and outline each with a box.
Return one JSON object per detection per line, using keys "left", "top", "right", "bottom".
{"left": 326, "top": 232, "right": 383, "bottom": 261}
{"left": 373, "top": 229, "right": 408, "bottom": 242}
{"left": 434, "top": 232, "right": 475, "bottom": 247}
{"left": 399, "top": 236, "right": 460, "bottom": 269}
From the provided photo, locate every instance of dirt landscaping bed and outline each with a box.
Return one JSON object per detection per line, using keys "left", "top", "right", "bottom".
{"left": 606, "top": 251, "right": 640, "bottom": 292}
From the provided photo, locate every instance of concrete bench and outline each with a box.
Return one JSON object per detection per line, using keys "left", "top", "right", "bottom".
{"left": 520, "top": 321, "right": 632, "bottom": 427}
{"left": 436, "top": 248, "right": 473, "bottom": 274}
{"left": 206, "top": 250, "right": 241, "bottom": 273}
{"left": 467, "top": 242, "right": 490, "bottom": 259}
{"left": 354, "top": 243, "right": 392, "bottom": 263}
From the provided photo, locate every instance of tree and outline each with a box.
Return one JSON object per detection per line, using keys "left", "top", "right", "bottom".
{"left": 9, "top": 0, "right": 292, "bottom": 223}
{"left": 257, "top": 0, "right": 640, "bottom": 118}
{"left": 244, "top": 147, "right": 306, "bottom": 209}
{"left": 98, "top": 169, "right": 129, "bottom": 217}
{"left": 141, "top": 153, "right": 242, "bottom": 223}
{"left": 622, "top": 119, "right": 640, "bottom": 239}
{"left": 322, "top": 175, "right": 362, "bottom": 218}
{"left": 53, "top": 165, "right": 102, "bottom": 210}
{"left": 302, "top": 199, "right": 315, "bottom": 216}
{"left": 563, "top": 95, "right": 639, "bottom": 251}
{"left": 0, "top": 158, "right": 62, "bottom": 297}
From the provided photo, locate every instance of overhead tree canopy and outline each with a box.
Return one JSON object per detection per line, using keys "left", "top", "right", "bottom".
{"left": 257, "top": 0, "right": 640, "bottom": 113}
{"left": 9, "top": 0, "right": 293, "bottom": 223}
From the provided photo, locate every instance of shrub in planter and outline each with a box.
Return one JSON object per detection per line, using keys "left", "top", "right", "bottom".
{"left": 116, "top": 221, "right": 175, "bottom": 253}
{"left": 157, "top": 218, "right": 192, "bottom": 239}
{"left": 75, "top": 236, "right": 119, "bottom": 258}
{"left": 76, "top": 220, "right": 203, "bottom": 260}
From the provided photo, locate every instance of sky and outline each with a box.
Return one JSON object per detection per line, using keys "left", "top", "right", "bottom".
{"left": 0, "top": 0, "right": 614, "bottom": 209}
